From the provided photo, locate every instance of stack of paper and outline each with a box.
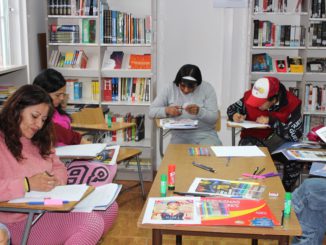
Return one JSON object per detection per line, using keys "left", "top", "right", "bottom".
{"left": 55, "top": 143, "right": 107, "bottom": 159}
{"left": 160, "top": 118, "right": 198, "bottom": 129}
{"left": 73, "top": 183, "right": 122, "bottom": 212}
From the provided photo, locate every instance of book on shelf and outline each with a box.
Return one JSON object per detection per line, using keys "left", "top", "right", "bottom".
{"left": 307, "top": 58, "right": 326, "bottom": 72}
{"left": 110, "top": 51, "right": 124, "bottom": 69}
{"left": 274, "top": 58, "right": 287, "bottom": 73}
{"left": 129, "top": 54, "right": 151, "bottom": 69}
{"left": 254, "top": 0, "right": 302, "bottom": 13}
{"left": 82, "top": 19, "right": 96, "bottom": 43}
{"left": 251, "top": 53, "right": 272, "bottom": 72}
{"left": 304, "top": 84, "right": 326, "bottom": 111}
{"left": 287, "top": 56, "right": 303, "bottom": 73}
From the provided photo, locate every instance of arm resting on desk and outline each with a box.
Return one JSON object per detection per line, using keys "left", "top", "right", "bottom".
{"left": 54, "top": 123, "right": 82, "bottom": 145}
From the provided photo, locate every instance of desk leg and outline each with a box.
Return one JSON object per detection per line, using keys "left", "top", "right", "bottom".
{"left": 21, "top": 212, "right": 34, "bottom": 245}
{"left": 159, "top": 128, "right": 164, "bottom": 158}
{"left": 251, "top": 239, "right": 258, "bottom": 245}
{"left": 176, "top": 235, "right": 182, "bottom": 245}
{"left": 278, "top": 236, "right": 289, "bottom": 245}
{"left": 136, "top": 155, "right": 146, "bottom": 200}
{"left": 232, "top": 127, "right": 236, "bottom": 146}
{"left": 152, "top": 229, "right": 162, "bottom": 245}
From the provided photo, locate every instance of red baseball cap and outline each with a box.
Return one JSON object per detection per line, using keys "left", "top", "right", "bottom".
{"left": 246, "top": 77, "right": 280, "bottom": 107}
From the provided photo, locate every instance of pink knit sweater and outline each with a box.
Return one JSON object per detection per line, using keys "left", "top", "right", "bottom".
{"left": 0, "top": 133, "right": 67, "bottom": 224}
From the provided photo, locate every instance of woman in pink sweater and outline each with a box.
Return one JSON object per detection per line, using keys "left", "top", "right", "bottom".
{"left": 33, "top": 69, "right": 117, "bottom": 185}
{"left": 0, "top": 85, "right": 118, "bottom": 244}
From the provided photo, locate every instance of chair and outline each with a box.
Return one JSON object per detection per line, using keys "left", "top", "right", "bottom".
{"left": 116, "top": 148, "right": 146, "bottom": 200}
{"left": 215, "top": 110, "right": 221, "bottom": 132}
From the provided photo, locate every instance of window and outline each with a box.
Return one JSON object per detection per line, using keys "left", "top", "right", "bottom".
{"left": 0, "top": 0, "right": 27, "bottom": 67}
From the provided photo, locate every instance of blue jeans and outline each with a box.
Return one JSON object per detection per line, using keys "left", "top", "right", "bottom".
{"left": 291, "top": 178, "right": 326, "bottom": 245}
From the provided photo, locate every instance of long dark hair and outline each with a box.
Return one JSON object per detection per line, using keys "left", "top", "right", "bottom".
{"left": 33, "top": 68, "right": 69, "bottom": 116}
{"left": 0, "top": 85, "right": 55, "bottom": 161}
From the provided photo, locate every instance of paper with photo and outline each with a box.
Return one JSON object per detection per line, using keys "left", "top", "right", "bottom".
{"left": 211, "top": 146, "right": 265, "bottom": 157}
{"left": 94, "top": 145, "right": 120, "bottom": 165}
{"left": 142, "top": 196, "right": 201, "bottom": 224}
{"left": 285, "top": 149, "right": 326, "bottom": 162}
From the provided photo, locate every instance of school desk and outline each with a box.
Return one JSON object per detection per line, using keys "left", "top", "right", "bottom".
{"left": 137, "top": 144, "right": 302, "bottom": 245}
{"left": 0, "top": 186, "right": 94, "bottom": 245}
{"left": 71, "top": 122, "right": 135, "bottom": 143}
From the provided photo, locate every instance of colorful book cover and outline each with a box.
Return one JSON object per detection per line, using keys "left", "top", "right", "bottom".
{"left": 200, "top": 197, "right": 279, "bottom": 227}
{"left": 188, "top": 178, "right": 266, "bottom": 200}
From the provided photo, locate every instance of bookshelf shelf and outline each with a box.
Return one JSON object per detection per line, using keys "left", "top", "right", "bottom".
{"left": 45, "top": 0, "right": 157, "bottom": 181}
{"left": 247, "top": 0, "right": 326, "bottom": 140}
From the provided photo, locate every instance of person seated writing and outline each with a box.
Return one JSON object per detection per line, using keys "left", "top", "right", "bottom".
{"left": 149, "top": 64, "right": 222, "bottom": 145}
{"left": 33, "top": 69, "right": 117, "bottom": 185}
{"left": 227, "top": 76, "right": 303, "bottom": 191}
{"left": 0, "top": 85, "right": 118, "bottom": 244}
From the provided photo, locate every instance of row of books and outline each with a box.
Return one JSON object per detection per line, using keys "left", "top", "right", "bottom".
{"left": 49, "top": 24, "right": 80, "bottom": 43}
{"left": 81, "top": 19, "right": 96, "bottom": 43}
{"left": 252, "top": 53, "right": 303, "bottom": 73}
{"left": 66, "top": 79, "right": 99, "bottom": 101}
{"left": 48, "top": 0, "right": 98, "bottom": 16}
{"left": 308, "top": 22, "right": 326, "bottom": 47}
{"left": 102, "top": 50, "right": 151, "bottom": 70}
{"left": 304, "top": 83, "right": 326, "bottom": 112}
{"left": 253, "top": 0, "right": 302, "bottom": 13}
{"left": 100, "top": 2, "right": 151, "bottom": 44}
{"left": 303, "top": 115, "right": 326, "bottom": 140}
{"left": 48, "top": 50, "right": 88, "bottom": 68}
{"left": 102, "top": 112, "right": 145, "bottom": 143}
{"left": 311, "top": 0, "right": 326, "bottom": 18}
{"left": 253, "top": 20, "right": 305, "bottom": 47}
{"left": 102, "top": 77, "right": 151, "bottom": 103}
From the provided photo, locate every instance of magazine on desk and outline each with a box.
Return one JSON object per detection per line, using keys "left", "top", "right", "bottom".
{"left": 285, "top": 149, "right": 326, "bottom": 162}
{"left": 142, "top": 196, "right": 279, "bottom": 227}
{"left": 188, "top": 178, "right": 266, "bottom": 200}
{"left": 159, "top": 118, "right": 198, "bottom": 129}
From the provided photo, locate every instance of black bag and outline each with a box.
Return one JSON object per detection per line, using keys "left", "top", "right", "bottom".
{"left": 262, "top": 133, "right": 286, "bottom": 153}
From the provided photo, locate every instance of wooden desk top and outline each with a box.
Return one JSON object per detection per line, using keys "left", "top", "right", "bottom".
{"left": 137, "top": 144, "right": 301, "bottom": 236}
{"left": 0, "top": 186, "right": 94, "bottom": 212}
{"left": 71, "top": 122, "right": 135, "bottom": 131}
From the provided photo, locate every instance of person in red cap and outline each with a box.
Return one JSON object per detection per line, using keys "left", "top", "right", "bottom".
{"left": 227, "top": 76, "right": 303, "bottom": 191}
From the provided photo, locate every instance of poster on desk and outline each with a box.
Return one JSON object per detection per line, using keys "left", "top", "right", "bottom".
{"left": 200, "top": 197, "right": 279, "bottom": 227}
{"left": 142, "top": 197, "right": 201, "bottom": 224}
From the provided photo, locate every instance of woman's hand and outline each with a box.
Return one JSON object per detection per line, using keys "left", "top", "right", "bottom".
{"left": 256, "top": 116, "right": 269, "bottom": 124}
{"left": 232, "top": 113, "right": 246, "bottom": 122}
{"left": 28, "top": 172, "right": 60, "bottom": 192}
{"left": 184, "top": 104, "right": 199, "bottom": 115}
{"left": 165, "top": 106, "right": 182, "bottom": 117}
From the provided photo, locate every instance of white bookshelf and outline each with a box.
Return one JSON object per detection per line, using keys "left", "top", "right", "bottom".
{"left": 45, "top": 0, "right": 157, "bottom": 181}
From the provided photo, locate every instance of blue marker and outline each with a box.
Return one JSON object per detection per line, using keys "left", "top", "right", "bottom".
{"left": 27, "top": 201, "right": 69, "bottom": 205}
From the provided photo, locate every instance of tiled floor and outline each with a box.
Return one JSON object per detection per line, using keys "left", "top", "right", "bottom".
{"left": 101, "top": 180, "right": 326, "bottom": 245}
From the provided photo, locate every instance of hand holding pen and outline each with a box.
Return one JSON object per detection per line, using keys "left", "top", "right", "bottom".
{"left": 28, "top": 171, "right": 59, "bottom": 192}
{"left": 165, "top": 105, "right": 182, "bottom": 117}
{"left": 192, "top": 161, "right": 216, "bottom": 173}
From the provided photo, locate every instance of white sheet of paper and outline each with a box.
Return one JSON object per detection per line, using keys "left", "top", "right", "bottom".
{"left": 316, "top": 126, "right": 326, "bottom": 143}
{"left": 55, "top": 143, "right": 107, "bottom": 158}
{"left": 210, "top": 146, "right": 266, "bottom": 157}
{"left": 227, "top": 120, "right": 270, "bottom": 129}
{"left": 9, "top": 184, "right": 89, "bottom": 203}
{"left": 159, "top": 118, "right": 198, "bottom": 129}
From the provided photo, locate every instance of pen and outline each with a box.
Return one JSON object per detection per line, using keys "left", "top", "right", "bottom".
{"left": 173, "top": 191, "right": 211, "bottom": 197}
{"left": 192, "top": 162, "right": 216, "bottom": 173}
{"left": 253, "top": 167, "right": 259, "bottom": 175}
{"left": 27, "top": 201, "right": 69, "bottom": 205}
{"left": 256, "top": 168, "right": 266, "bottom": 175}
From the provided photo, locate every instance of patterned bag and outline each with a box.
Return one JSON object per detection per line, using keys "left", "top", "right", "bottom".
{"left": 67, "top": 160, "right": 117, "bottom": 187}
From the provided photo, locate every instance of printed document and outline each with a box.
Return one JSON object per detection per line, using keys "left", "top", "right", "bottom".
{"left": 211, "top": 146, "right": 265, "bottom": 157}
{"left": 227, "top": 120, "right": 270, "bottom": 129}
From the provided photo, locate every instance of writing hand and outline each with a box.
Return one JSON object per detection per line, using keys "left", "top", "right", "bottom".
{"left": 165, "top": 105, "right": 182, "bottom": 117}
{"left": 233, "top": 113, "right": 246, "bottom": 122}
{"left": 184, "top": 104, "right": 199, "bottom": 115}
{"left": 256, "top": 116, "right": 269, "bottom": 124}
{"left": 28, "top": 172, "right": 60, "bottom": 192}
{"left": 80, "top": 138, "right": 92, "bottom": 144}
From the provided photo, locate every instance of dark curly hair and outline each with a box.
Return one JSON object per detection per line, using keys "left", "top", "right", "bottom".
{"left": 0, "top": 85, "right": 55, "bottom": 161}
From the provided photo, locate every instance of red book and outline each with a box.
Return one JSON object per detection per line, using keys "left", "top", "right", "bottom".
{"left": 103, "top": 78, "right": 112, "bottom": 101}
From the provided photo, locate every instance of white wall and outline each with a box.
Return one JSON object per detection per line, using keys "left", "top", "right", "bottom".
{"left": 155, "top": 0, "right": 249, "bottom": 164}
{"left": 26, "top": 0, "right": 46, "bottom": 82}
